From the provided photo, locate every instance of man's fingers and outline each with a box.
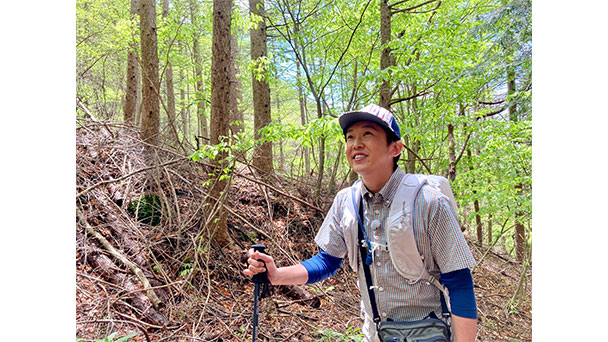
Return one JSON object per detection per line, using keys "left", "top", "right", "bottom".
{"left": 243, "top": 248, "right": 273, "bottom": 279}
{"left": 251, "top": 251, "right": 273, "bottom": 263}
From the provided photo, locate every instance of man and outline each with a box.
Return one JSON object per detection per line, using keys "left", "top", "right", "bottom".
{"left": 244, "top": 104, "right": 477, "bottom": 341}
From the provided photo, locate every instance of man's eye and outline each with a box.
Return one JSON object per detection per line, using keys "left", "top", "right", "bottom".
{"left": 346, "top": 135, "right": 354, "bottom": 140}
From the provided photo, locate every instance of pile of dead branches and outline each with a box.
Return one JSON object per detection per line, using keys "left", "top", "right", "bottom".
{"left": 75, "top": 120, "right": 336, "bottom": 341}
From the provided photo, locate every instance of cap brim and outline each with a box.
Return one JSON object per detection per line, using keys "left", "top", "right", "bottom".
{"left": 339, "top": 111, "right": 398, "bottom": 139}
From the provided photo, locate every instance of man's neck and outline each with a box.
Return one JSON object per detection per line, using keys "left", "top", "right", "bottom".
{"left": 361, "top": 167, "right": 395, "bottom": 194}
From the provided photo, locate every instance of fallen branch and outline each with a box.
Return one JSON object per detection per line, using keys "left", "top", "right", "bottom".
{"left": 77, "top": 208, "right": 162, "bottom": 308}
{"left": 76, "top": 157, "right": 187, "bottom": 198}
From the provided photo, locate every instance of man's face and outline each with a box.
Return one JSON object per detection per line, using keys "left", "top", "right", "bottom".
{"left": 344, "top": 121, "right": 401, "bottom": 178}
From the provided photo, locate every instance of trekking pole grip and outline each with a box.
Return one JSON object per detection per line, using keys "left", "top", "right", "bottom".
{"left": 251, "top": 244, "right": 268, "bottom": 284}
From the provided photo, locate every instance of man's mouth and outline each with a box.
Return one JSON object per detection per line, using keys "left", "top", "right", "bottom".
{"left": 353, "top": 154, "right": 367, "bottom": 161}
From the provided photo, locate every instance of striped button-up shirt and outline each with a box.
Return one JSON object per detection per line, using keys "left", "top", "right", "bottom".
{"left": 315, "top": 167, "right": 476, "bottom": 322}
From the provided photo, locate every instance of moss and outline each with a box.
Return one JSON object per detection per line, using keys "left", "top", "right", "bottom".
{"left": 127, "top": 194, "right": 162, "bottom": 225}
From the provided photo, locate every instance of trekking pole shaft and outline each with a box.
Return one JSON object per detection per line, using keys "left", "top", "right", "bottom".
{"left": 251, "top": 244, "right": 267, "bottom": 342}
{"left": 252, "top": 283, "right": 260, "bottom": 342}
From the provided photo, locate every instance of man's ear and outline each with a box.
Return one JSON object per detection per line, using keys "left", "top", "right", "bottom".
{"left": 391, "top": 140, "right": 404, "bottom": 157}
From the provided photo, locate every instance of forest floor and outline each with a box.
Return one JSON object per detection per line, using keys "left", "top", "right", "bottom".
{"left": 76, "top": 121, "right": 531, "bottom": 342}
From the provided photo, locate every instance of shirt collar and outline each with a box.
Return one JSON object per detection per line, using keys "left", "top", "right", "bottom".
{"left": 361, "top": 167, "right": 405, "bottom": 203}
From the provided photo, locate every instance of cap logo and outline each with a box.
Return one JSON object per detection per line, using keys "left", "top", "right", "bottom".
{"left": 361, "top": 104, "right": 390, "bottom": 125}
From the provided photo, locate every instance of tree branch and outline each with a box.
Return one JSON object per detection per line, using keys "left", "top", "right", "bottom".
{"left": 389, "top": 80, "right": 439, "bottom": 106}
{"left": 391, "top": 0, "right": 439, "bottom": 15}
{"left": 402, "top": 144, "right": 432, "bottom": 173}
{"left": 77, "top": 208, "right": 162, "bottom": 308}
{"left": 76, "top": 157, "right": 187, "bottom": 198}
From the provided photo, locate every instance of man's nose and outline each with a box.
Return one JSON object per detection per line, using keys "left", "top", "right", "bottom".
{"left": 352, "top": 136, "right": 364, "bottom": 148}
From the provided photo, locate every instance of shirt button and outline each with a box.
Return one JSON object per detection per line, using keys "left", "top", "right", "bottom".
{"left": 378, "top": 287, "right": 384, "bottom": 292}
{"left": 382, "top": 312, "right": 387, "bottom": 317}
{"left": 375, "top": 210, "right": 380, "bottom": 214}
{"left": 376, "top": 262, "right": 382, "bottom": 267}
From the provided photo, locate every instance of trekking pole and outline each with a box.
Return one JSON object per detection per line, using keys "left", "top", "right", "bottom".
{"left": 251, "top": 244, "right": 268, "bottom": 342}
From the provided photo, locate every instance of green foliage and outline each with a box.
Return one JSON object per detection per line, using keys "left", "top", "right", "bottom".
{"left": 89, "top": 332, "right": 137, "bottom": 342}
{"left": 77, "top": 0, "right": 532, "bottom": 257}
{"left": 315, "top": 326, "right": 363, "bottom": 342}
{"left": 127, "top": 194, "right": 162, "bottom": 226}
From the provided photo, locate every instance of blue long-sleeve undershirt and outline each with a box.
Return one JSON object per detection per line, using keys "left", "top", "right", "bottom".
{"left": 300, "top": 250, "right": 477, "bottom": 319}
{"left": 439, "top": 268, "right": 477, "bottom": 319}
{"left": 300, "top": 250, "right": 343, "bottom": 284}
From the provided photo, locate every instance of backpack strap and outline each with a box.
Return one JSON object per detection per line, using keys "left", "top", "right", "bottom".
{"left": 351, "top": 185, "right": 382, "bottom": 329}
{"left": 388, "top": 174, "right": 452, "bottom": 316}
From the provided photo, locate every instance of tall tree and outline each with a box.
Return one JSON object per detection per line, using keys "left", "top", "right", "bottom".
{"left": 508, "top": 65, "right": 526, "bottom": 262}
{"left": 162, "top": 0, "right": 179, "bottom": 147}
{"left": 250, "top": 0, "right": 274, "bottom": 176}
{"left": 229, "top": 14, "right": 244, "bottom": 137}
{"left": 378, "top": 0, "right": 391, "bottom": 108}
{"left": 296, "top": 54, "right": 310, "bottom": 178}
{"left": 179, "top": 49, "right": 190, "bottom": 149}
{"left": 189, "top": 0, "right": 209, "bottom": 144}
{"left": 124, "top": 0, "right": 140, "bottom": 124}
{"left": 208, "top": 0, "right": 233, "bottom": 246}
{"left": 140, "top": 0, "right": 160, "bottom": 148}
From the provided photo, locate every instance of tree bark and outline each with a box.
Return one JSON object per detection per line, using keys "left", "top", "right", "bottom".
{"left": 140, "top": 0, "right": 160, "bottom": 147}
{"left": 467, "top": 149, "right": 483, "bottom": 245}
{"left": 487, "top": 212, "right": 493, "bottom": 245}
{"left": 250, "top": 0, "right": 274, "bottom": 176}
{"left": 379, "top": 0, "right": 392, "bottom": 108}
{"left": 229, "top": 21, "right": 244, "bottom": 137}
{"left": 209, "top": 0, "right": 233, "bottom": 246}
{"left": 448, "top": 122, "right": 456, "bottom": 181}
{"left": 508, "top": 66, "right": 526, "bottom": 262}
{"left": 124, "top": 0, "right": 140, "bottom": 124}
{"left": 179, "top": 58, "right": 189, "bottom": 149}
{"left": 162, "top": 0, "right": 179, "bottom": 147}
{"left": 405, "top": 83, "right": 419, "bottom": 173}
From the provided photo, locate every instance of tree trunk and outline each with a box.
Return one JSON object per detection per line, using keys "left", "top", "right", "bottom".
{"left": 328, "top": 142, "right": 343, "bottom": 194}
{"left": 296, "top": 62, "right": 310, "bottom": 177}
{"left": 124, "top": 0, "right": 140, "bottom": 124}
{"left": 179, "top": 61, "right": 189, "bottom": 150}
{"left": 162, "top": 0, "right": 179, "bottom": 147}
{"left": 508, "top": 66, "right": 526, "bottom": 262}
{"left": 487, "top": 212, "right": 493, "bottom": 245}
{"left": 313, "top": 101, "right": 325, "bottom": 199}
{"left": 277, "top": 103, "right": 285, "bottom": 172}
{"left": 229, "top": 21, "right": 244, "bottom": 137}
{"left": 379, "top": 0, "right": 392, "bottom": 108}
{"left": 467, "top": 148, "right": 483, "bottom": 246}
{"left": 209, "top": 0, "right": 233, "bottom": 246}
{"left": 448, "top": 122, "right": 456, "bottom": 181}
{"left": 405, "top": 83, "right": 418, "bottom": 174}
{"left": 140, "top": 0, "right": 160, "bottom": 148}
{"left": 250, "top": 0, "right": 274, "bottom": 176}
{"left": 189, "top": 0, "right": 208, "bottom": 144}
